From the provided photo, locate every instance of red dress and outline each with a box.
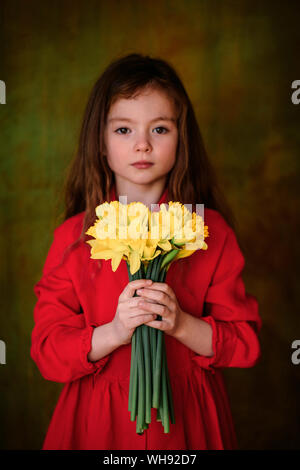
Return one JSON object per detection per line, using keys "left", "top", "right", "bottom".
{"left": 31, "top": 185, "right": 262, "bottom": 450}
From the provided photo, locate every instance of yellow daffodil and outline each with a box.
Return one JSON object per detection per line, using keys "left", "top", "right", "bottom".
{"left": 85, "top": 200, "right": 209, "bottom": 276}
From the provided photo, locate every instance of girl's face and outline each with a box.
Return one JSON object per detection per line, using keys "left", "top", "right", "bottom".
{"left": 104, "top": 86, "right": 178, "bottom": 189}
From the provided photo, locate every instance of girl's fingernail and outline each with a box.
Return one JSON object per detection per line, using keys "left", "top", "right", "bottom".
{"left": 147, "top": 280, "right": 152, "bottom": 284}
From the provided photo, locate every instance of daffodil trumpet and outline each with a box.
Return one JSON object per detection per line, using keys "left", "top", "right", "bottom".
{"left": 85, "top": 199, "right": 209, "bottom": 434}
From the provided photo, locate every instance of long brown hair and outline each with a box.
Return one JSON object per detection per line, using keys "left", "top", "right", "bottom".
{"left": 54, "top": 53, "right": 237, "bottom": 263}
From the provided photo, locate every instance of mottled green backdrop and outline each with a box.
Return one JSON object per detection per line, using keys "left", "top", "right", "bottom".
{"left": 1, "top": 0, "right": 300, "bottom": 450}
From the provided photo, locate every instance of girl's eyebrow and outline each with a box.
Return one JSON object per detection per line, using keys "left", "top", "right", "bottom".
{"left": 108, "top": 116, "right": 176, "bottom": 123}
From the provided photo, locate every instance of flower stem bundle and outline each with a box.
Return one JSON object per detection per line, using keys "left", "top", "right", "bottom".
{"left": 127, "top": 255, "right": 176, "bottom": 434}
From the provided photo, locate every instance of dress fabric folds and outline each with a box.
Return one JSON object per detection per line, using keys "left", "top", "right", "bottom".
{"left": 31, "top": 186, "right": 262, "bottom": 450}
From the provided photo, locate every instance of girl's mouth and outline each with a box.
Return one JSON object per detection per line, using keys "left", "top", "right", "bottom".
{"left": 131, "top": 162, "right": 154, "bottom": 169}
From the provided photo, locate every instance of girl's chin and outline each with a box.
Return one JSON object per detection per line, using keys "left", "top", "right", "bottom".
{"left": 128, "top": 170, "right": 157, "bottom": 180}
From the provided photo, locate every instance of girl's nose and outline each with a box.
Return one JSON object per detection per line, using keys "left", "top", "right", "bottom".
{"left": 134, "top": 137, "right": 152, "bottom": 153}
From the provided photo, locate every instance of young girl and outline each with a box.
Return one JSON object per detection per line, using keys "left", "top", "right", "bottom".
{"left": 31, "top": 53, "right": 262, "bottom": 450}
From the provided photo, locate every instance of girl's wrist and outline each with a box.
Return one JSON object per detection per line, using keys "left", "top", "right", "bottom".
{"left": 88, "top": 322, "right": 123, "bottom": 362}
{"left": 171, "top": 311, "right": 188, "bottom": 340}
{"left": 172, "top": 312, "right": 214, "bottom": 357}
{"left": 109, "top": 320, "right": 128, "bottom": 348}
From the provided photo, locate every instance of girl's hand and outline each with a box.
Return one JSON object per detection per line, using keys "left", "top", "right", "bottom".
{"left": 111, "top": 279, "right": 159, "bottom": 346}
{"left": 135, "top": 282, "right": 185, "bottom": 337}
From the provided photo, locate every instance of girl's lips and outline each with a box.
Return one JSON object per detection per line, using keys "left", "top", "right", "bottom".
{"left": 131, "top": 162, "right": 154, "bottom": 169}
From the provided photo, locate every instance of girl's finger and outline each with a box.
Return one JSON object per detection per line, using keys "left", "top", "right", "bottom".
{"left": 120, "top": 279, "right": 152, "bottom": 300}
{"left": 134, "top": 315, "right": 158, "bottom": 328}
{"left": 145, "top": 282, "right": 176, "bottom": 301}
{"left": 136, "top": 288, "right": 169, "bottom": 305}
{"left": 128, "top": 297, "right": 159, "bottom": 308}
{"left": 139, "top": 300, "right": 170, "bottom": 317}
{"left": 145, "top": 319, "right": 165, "bottom": 329}
{"left": 130, "top": 310, "right": 157, "bottom": 320}
{"left": 131, "top": 301, "right": 160, "bottom": 315}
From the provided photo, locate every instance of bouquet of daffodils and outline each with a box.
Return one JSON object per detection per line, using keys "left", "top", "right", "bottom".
{"left": 85, "top": 199, "right": 209, "bottom": 434}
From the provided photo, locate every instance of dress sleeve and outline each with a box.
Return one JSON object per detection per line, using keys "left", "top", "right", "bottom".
{"left": 30, "top": 225, "right": 111, "bottom": 383}
{"left": 191, "top": 225, "right": 262, "bottom": 374}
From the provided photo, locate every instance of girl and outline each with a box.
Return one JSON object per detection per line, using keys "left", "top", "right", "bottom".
{"left": 31, "top": 53, "right": 262, "bottom": 450}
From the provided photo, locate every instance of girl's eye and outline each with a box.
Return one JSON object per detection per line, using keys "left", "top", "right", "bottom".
{"left": 115, "top": 127, "right": 130, "bottom": 134}
{"left": 153, "top": 127, "right": 168, "bottom": 134}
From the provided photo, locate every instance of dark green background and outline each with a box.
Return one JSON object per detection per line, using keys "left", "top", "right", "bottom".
{"left": 1, "top": 0, "right": 300, "bottom": 450}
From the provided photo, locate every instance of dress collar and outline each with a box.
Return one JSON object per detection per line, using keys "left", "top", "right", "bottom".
{"left": 109, "top": 183, "right": 168, "bottom": 205}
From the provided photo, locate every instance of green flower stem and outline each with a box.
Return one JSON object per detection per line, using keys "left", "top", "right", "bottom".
{"left": 128, "top": 328, "right": 136, "bottom": 412}
{"left": 130, "top": 330, "right": 138, "bottom": 421}
{"left": 151, "top": 327, "right": 157, "bottom": 405}
{"left": 136, "top": 325, "right": 145, "bottom": 434}
{"left": 157, "top": 377, "right": 164, "bottom": 424}
{"left": 153, "top": 254, "right": 163, "bottom": 280}
{"left": 161, "top": 336, "right": 170, "bottom": 433}
{"left": 145, "top": 259, "right": 153, "bottom": 279}
{"left": 165, "top": 351, "right": 175, "bottom": 425}
{"left": 156, "top": 252, "right": 168, "bottom": 281}
{"left": 160, "top": 249, "right": 179, "bottom": 270}
{"left": 140, "top": 262, "right": 146, "bottom": 278}
{"left": 156, "top": 404, "right": 162, "bottom": 422}
{"left": 142, "top": 324, "right": 152, "bottom": 424}
{"left": 153, "top": 328, "right": 163, "bottom": 409}
{"left": 159, "top": 263, "right": 167, "bottom": 282}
